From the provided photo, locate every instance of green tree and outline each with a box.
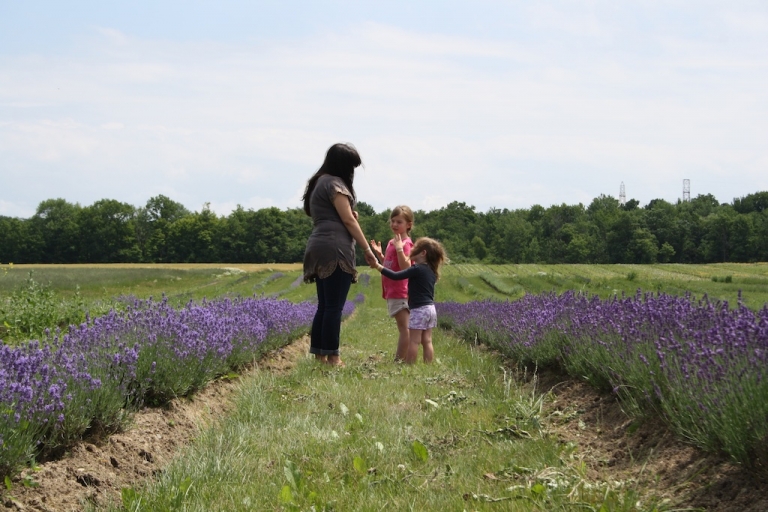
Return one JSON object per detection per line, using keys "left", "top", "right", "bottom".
{"left": 487, "top": 209, "right": 532, "bottom": 263}
{"left": 28, "top": 198, "right": 82, "bottom": 263}
{"left": 538, "top": 203, "right": 587, "bottom": 263}
{"left": 166, "top": 204, "right": 221, "bottom": 262}
{"left": 219, "top": 206, "right": 312, "bottom": 263}
{"left": 249, "top": 207, "right": 295, "bottom": 263}
{"left": 470, "top": 236, "right": 487, "bottom": 260}
{"left": 732, "top": 191, "right": 768, "bottom": 214}
{"left": 658, "top": 242, "right": 676, "bottom": 263}
{"left": 689, "top": 193, "right": 721, "bottom": 217}
{"left": 137, "top": 195, "right": 191, "bottom": 262}
{"left": 525, "top": 237, "right": 541, "bottom": 263}
{"left": 621, "top": 198, "right": 640, "bottom": 211}
{"left": 701, "top": 207, "right": 741, "bottom": 263}
{"left": 218, "top": 206, "right": 252, "bottom": 262}
{"left": 283, "top": 208, "right": 313, "bottom": 262}
{"left": 750, "top": 211, "right": 768, "bottom": 261}
{"left": 0, "top": 216, "right": 28, "bottom": 263}
{"left": 565, "top": 233, "right": 591, "bottom": 263}
{"left": 644, "top": 199, "right": 677, "bottom": 257}
{"left": 355, "top": 201, "right": 376, "bottom": 217}
{"left": 586, "top": 195, "right": 620, "bottom": 263}
{"left": 357, "top": 205, "right": 391, "bottom": 255}
{"left": 418, "top": 202, "right": 478, "bottom": 262}
{"left": 78, "top": 199, "right": 139, "bottom": 262}
{"left": 729, "top": 214, "right": 754, "bottom": 262}
{"left": 606, "top": 210, "right": 641, "bottom": 263}
{"left": 673, "top": 200, "right": 705, "bottom": 263}
{"left": 627, "top": 228, "right": 659, "bottom": 263}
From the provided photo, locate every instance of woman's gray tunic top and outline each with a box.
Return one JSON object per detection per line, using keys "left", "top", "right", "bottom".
{"left": 303, "top": 175, "right": 358, "bottom": 283}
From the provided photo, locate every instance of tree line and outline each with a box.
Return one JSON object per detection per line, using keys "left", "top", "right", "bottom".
{"left": 1, "top": 192, "right": 767, "bottom": 265}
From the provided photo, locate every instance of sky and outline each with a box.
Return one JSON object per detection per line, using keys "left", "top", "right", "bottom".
{"left": 1, "top": 1, "right": 767, "bottom": 219}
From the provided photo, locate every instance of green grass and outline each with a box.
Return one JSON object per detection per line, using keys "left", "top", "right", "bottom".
{"left": 103, "top": 275, "right": 669, "bottom": 512}
{"left": 3, "top": 262, "right": 765, "bottom": 310}
{"left": 3, "top": 262, "right": 766, "bottom": 509}
{"left": 437, "top": 263, "right": 768, "bottom": 310}
{"left": 0, "top": 264, "right": 310, "bottom": 305}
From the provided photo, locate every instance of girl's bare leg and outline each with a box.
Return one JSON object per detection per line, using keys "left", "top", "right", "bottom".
{"left": 405, "top": 329, "right": 422, "bottom": 364}
{"left": 394, "top": 309, "right": 410, "bottom": 361}
{"left": 421, "top": 328, "right": 434, "bottom": 363}
{"left": 314, "top": 354, "right": 327, "bottom": 363}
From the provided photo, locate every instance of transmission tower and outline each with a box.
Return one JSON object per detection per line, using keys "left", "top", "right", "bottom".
{"left": 683, "top": 179, "right": 690, "bottom": 202}
{"left": 619, "top": 182, "right": 626, "bottom": 206}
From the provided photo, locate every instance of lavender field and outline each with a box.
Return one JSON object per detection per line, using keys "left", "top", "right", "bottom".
{"left": 2, "top": 262, "right": 767, "bottom": 480}
{"left": 0, "top": 292, "right": 355, "bottom": 477}
{"left": 437, "top": 290, "right": 768, "bottom": 467}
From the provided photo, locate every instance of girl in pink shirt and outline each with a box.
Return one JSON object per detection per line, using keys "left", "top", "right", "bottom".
{"left": 370, "top": 205, "right": 414, "bottom": 361}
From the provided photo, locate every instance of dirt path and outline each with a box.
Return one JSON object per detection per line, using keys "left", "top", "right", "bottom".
{"left": 3, "top": 336, "right": 768, "bottom": 511}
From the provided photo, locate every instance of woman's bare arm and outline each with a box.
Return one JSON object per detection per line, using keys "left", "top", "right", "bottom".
{"left": 334, "top": 194, "right": 378, "bottom": 266}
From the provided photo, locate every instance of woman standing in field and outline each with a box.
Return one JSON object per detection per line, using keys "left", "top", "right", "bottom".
{"left": 370, "top": 205, "right": 415, "bottom": 361}
{"left": 302, "top": 143, "right": 378, "bottom": 366}
{"left": 373, "top": 237, "right": 447, "bottom": 364}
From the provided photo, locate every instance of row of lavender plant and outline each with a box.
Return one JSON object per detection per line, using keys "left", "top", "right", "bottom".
{"left": 437, "top": 291, "right": 768, "bottom": 467}
{"left": 0, "top": 295, "right": 354, "bottom": 477}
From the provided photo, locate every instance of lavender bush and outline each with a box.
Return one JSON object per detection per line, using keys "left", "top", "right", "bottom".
{"left": 357, "top": 272, "right": 371, "bottom": 286}
{"left": 438, "top": 291, "right": 768, "bottom": 466}
{"left": 0, "top": 295, "right": 347, "bottom": 477}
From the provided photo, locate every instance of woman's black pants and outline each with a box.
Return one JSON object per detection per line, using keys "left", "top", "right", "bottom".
{"left": 310, "top": 265, "right": 353, "bottom": 356}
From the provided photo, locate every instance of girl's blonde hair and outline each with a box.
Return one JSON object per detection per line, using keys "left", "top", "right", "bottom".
{"left": 411, "top": 237, "right": 448, "bottom": 279}
{"left": 390, "top": 205, "right": 414, "bottom": 235}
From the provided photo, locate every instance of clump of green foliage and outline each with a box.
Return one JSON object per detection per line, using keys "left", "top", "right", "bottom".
{"left": 0, "top": 272, "right": 88, "bottom": 342}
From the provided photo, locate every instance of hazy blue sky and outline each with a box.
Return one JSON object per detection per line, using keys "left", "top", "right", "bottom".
{"left": 2, "top": 1, "right": 766, "bottom": 218}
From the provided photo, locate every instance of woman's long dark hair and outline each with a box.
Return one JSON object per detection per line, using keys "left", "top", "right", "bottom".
{"left": 302, "top": 143, "right": 362, "bottom": 216}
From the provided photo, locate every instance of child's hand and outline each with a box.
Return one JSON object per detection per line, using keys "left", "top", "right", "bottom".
{"left": 392, "top": 233, "right": 404, "bottom": 251}
{"left": 370, "top": 239, "right": 383, "bottom": 259}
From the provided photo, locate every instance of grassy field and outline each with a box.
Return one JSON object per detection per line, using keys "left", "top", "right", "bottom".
{"left": 436, "top": 262, "right": 768, "bottom": 310}
{"left": 2, "top": 262, "right": 767, "bottom": 510}
{"left": 103, "top": 274, "right": 664, "bottom": 512}
{"left": 0, "top": 263, "right": 310, "bottom": 305}
{"left": 3, "top": 262, "right": 767, "bottom": 309}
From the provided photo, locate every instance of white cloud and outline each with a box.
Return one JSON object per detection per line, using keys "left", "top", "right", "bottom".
{"left": 95, "top": 27, "right": 130, "bottom": 46}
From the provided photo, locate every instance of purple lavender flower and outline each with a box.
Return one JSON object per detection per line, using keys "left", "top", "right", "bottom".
{"left": 1, "top": 294, "right": 331, "bottom": 475}
{"left": 437, "top": 290, "right": 768, "bottom": 466}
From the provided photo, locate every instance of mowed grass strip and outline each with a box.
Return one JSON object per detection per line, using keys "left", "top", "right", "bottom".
{"left": 437, "top": 263, "right": 768, "bottom": 310}
{"left": 0, "top": 263, "right": 308, "bottom": 305}
{"left": 107, "top": 282, "right": 657, "bottom": 512}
